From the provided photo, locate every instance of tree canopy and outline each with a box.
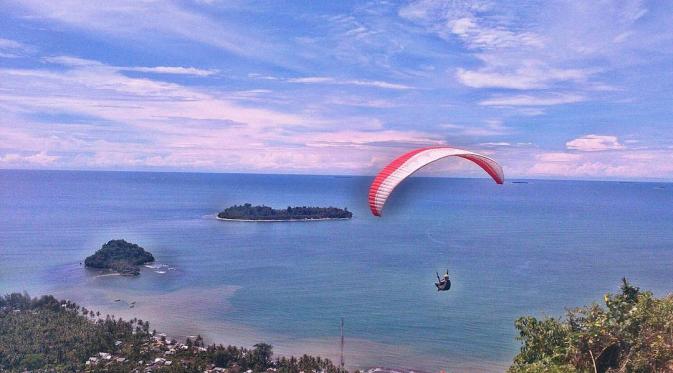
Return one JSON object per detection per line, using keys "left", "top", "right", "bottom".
{"left": 0, "top": 293, "right": 349, "bottom": 373}
{"left": 84, "top": 239, "right": 155, "bottom": 275}
{"left": 509, "top": 279, "right": 673, "bottom": 373}
{"left": 218, "top": 203, "right": 352, "bottom": 220}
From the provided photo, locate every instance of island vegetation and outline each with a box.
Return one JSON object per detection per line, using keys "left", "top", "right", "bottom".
{"left": 0, "top": 292, "right": 349, "bottom": 373}
{"left": 509, "top": 279, "right": 673, "bottom": 373}
{"left": 218, "top": 203, "right": 352, "bottom": 221}
{"left": 84, "top": 239, "right": 155, "bottom": 276}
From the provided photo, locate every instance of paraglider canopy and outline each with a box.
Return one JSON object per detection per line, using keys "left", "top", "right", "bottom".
{"left": 368, "top": 146, "right": 504, "bottom": 216}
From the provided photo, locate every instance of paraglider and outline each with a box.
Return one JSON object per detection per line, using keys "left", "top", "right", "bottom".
{"left": 368, "top": 146, "right": 504, "bottom": 217}
{"left": 435, "top": 270, "right": 451, "bottom": 291}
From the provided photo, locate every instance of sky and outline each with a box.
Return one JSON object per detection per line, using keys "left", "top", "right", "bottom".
{"left": 1, "top": 0, "right": 673, "bottom": 180}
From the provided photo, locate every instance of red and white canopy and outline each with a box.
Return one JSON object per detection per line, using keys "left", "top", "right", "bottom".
{"left": 368, "top": 146, "right": 504, "bottom": 216}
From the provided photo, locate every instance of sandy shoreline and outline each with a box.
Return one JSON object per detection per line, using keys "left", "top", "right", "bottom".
{"left": 49, "top": 269, "right": 510, "bottom": 373}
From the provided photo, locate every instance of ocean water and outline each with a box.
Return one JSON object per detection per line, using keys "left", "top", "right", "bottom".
{"left": 1, "top": 170, "right": 673, "bottom": 372}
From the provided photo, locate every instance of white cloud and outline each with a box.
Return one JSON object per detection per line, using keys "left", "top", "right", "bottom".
{"left": 288, "top": 77, "right": 333, "bottom": 84}
{"left": 287, "top": 76, "right": 413, "bottom": 90}
{"left": 446, "top": 16, "right": 545, "bottom": 50}
{"left": 305, "top": 129, "right": 441, "bottom": 148}
{"left": 480, "top": 93, "right": 584, "bottom": 106}
{"left": 528, "top": 160, "right": 628, "bottom": 178}
{"left": 456, "top": 64, "right": 594, "bottom": 90}
{"left": 2, "top": 1, "right": 671, "bottom": 179}
{"left": 479, "top": 142, "right": 511, "bottom": 147}
{"left": 621, "top": 152, "right": 656, "bottom": 161}
{"left": 0, "top": 151, "right": 59, "bottom": 166}
{"left": 328, "top": 96, "right": 397, "bottom": 108}
{"left": 0, "top": 38, "right": 35, "bottom": 58}
{"left": 120, "top": 66, "right": 219, "bottom": 77}
{"left": 536, "top": 152, "right": 582, "bottom": 162}
{"left": 43, "top": 55, "right": 102, "bottom": 67}
{"left": 247, "top": 73, "right": 279, "bottom": 81}
{"left": 0, "top": 38, "right": 24, "bottom": 49}
{"left": 399, "top": 0, "right": 545, "bottom": 50}
{"left": 7, "top": 0, "right": 274, "bottom": 60}
{"left": 348, "top": 80, "right": 413, "bottom": 90}
{"left": 0, "top": 57, "right": 439, "bottom": 173}
{"left": 44, "top": 56, "right": 218, "bottom": 77}
{"left": 400, "top": 0, "right": 655, "bottom": 108}
{"left": 525, "top": 148, "right": 673, "bottom": 179}
{"left": 440, "top": 119, "right": 509, "bottom": 137}
{"left": 566, "top": 135, "right": 624, "bottom": 152}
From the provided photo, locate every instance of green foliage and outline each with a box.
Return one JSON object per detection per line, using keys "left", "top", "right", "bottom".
{"left": 210, "top": 345, "right": 244, "bottom": 368}
{"left": 511, "top": 316, "right": 571, "bottom": 368}
{"left": 20, "top": 354, "right": 45, "bottom": 370}
{"left": 509, "top": 279, "right": 673, "bottom": 373}
{"left": 276, "top": 354, "right": 347, "bottom": 373}
{"left": 250, "top": 343, "right": 273, "bottom": 371}
{"left": 218, "top": 203, "right": 352, "bottom": 220}
{"left": 0, "top": 293, "right": 348, "bottom": 373}
{"left": 0, "top": 292, "right": 152, "bottom": 372}
{"left": 84, "top": 239, "right": 154, "bottom": 275}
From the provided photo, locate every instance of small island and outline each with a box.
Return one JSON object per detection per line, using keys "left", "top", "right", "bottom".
{"left": 84, "top": 239, "right": 155, "bottom": 276}
{"left": 217, "top": 203, "right": 352, "bottom": 221}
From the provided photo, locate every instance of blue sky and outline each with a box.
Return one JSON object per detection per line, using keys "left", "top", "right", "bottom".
{"left": 1, "top": 0, "right": 672, "bottom": 179}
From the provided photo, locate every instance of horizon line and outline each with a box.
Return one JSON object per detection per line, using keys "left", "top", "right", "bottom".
{"left": 2, "top": 167, "right": 673, "bottom": 184}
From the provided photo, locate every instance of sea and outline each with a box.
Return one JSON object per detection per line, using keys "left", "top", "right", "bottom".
{"left": 1, "top": 169, "right": 672, "bottom": 372}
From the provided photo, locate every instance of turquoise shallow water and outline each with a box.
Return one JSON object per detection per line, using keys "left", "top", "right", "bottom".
{"left": 1, "top": 170, "right": 673, "bottom": 372}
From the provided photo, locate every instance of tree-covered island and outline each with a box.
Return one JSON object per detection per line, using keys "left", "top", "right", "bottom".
{"left": 217, "top": 203, "right": 352, "bottom": 221}
{"left": 84, "top": 239, "right": 155, "bottom": 276}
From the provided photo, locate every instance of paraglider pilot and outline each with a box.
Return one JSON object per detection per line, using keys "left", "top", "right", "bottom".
{"left": 435, "top": 270, "right": 451, "bottom": 291}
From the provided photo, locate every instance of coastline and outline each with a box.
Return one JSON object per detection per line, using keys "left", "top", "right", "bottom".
{"left": 215, "top": 215, "right": 352, "bottom": 222}
{"left": 51, "top": 285, "right": 506, "bottom": 373}
{"left": 51, "top": 263, "right": 510, "bottom": 373}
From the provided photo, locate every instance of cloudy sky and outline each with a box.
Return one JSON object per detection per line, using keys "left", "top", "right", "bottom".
{"left": 1, "top": 0, "right": 672, "bottom": 179}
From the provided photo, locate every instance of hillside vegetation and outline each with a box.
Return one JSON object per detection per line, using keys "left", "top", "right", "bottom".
{"left": 3, "top": 279, "right": 670, "bottom": 372}
{"left": 0, "top": 293, "right": 347, "bottom": 373}
{"left": 509, "top": 279, "right": 673, "bottom": 373}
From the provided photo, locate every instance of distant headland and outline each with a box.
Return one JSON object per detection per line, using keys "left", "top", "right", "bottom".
{"left": 217, "top": 203, "right": 352, "bottom": 221}
{"left": 84, "top": 239, "right": 155, "bottom": 276}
